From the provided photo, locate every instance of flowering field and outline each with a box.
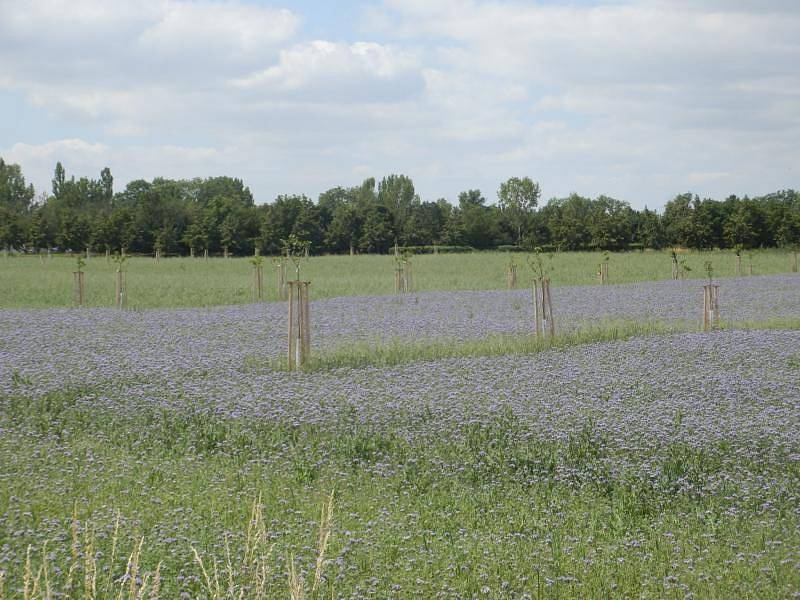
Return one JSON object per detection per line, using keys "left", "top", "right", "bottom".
{"left": 1, "top": 275, "right": 799, "bottom": 597}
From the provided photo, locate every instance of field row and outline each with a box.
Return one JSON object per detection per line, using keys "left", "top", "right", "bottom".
{"left": 2, "top": 274, "right": 798, "bottom": 390}
{"left": 0, "top": 249, "right": 797, "bottom": 308}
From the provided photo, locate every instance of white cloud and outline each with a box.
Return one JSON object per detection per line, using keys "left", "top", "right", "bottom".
{"left": 1, "top": 0, "right": 798, "bottom": 207}
{"left": 139, "top": 2, "right": 298, "bottom": 56}
{"left": 232, "top": 40, "right": 421, "bottom": 101}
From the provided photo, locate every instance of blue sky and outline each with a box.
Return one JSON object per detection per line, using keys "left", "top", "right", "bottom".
{"left": 1, "top": 0, "right": 798, "bottom": 209}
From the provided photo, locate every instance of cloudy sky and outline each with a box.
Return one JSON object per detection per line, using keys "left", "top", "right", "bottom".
{"left": 1, "top": 0, "right": 798, "bottom": 209}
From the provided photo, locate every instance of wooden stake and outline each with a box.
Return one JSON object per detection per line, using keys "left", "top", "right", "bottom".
{"left": 533, "top": 277, "right": 555, "bottom": 339}
{"left": 671, "top": 257, "right": 679, "bottom": 280}
{"left": 702, "top": 284, "right": 719, "bottom": 331}
{"left": 792, "top": 251, "right": 798, "bottom": 273}
{"left": 287, "top": 281, "right": 311, "bottom": 370}
{"left": 597, "top": 263, "right": 608, "bottom": 284}
{"left": 747, "top": 264, "right": 753, "bottom": 276}
{"left": 287, "top": 281, "right": 295, "bottom": 366}
{"left": 507, "top": 264, "right": 517, "bottom": 289}
{"left": 253, "top": 264, "right": 263, "bottom": 301}
{"left": 276, "top": 261, "right": 287, "bottom": 300}
{"left": 73, "top": 271, "right": 85, "bottom": 307}
{"left": 204, "top": 248, "right": 209, "bottom": 261}
{"left": 545, "top": 278, "right": 555, "bottom": 338}
{"left": 85, "top": 247, "right": 90, "bottom": 260}
{"left": 735, "top": 254, "right": 742, "bottom": 276}
{"left": 115, "top": 270, "right": 126, "bottom": 309}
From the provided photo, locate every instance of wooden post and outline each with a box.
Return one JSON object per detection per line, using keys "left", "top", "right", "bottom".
{"left": 702, "top": 284, "right": 719, "bottom": 331}
{"left": 671, "top": 257, "right": 679, "bottom": 280}
{"left": 545, "top": 278, "right": 555, "bottom": 339}
{"left": 73, "top": 271, "right": 85, "bottom": 307}
{"left": 255, "top": 247, "right": 260, "bottom": 257}
{"left": 155, "top": 248, "right": 161, "bottom": 263}
{"left": 735, "top": 254, "right": 742, "bottom": 276}
{"left": 395, "top": 264, "right": 404, "bottom": 294}
{"left": 85, "top": 247, "right": 90, "bottom": 260}
{"left": 224, "top": 246, "right": 229, "bottom": 259}
{"left": 276, "top": 261, "right": 287, "bottom": 300}
{"left": 747, "top": 264, "right": 753, "bottom": 276}
{"left": 121, "top": 247, "right": 126, "bottom": 258}
{"left": 349, "top": 244, "right": 354, "bottom": 256}
{"left": 793, "top": 251, "right": 798, "bottom": 273}
{"left": 287, "top": 281, "right": 311, "bottom": 370}
{"left": 598, "top": 262, "right": 609, "bottom": 284}
{"left": 533, "top": 277, "right": 555, "bottom": 339}
{"left": 204, "top": 248, "right": 209, "bottom": 261}
{"left": 433, "top": 243, "right": 438, "bottom": 255}
{"left": 253, "top": 264, "right": 263, "bottom": 301}
{"left": 506, "top": 264, "right": 517, "bottom": 289}
{"left": 190, "top": 246, "right": 195, "bottom": 258}
{"left": 404, "top": 261, "right": 413, "bottom": 293}
{"left": 115, "top": 270, "right": 126, "bottom": 309}
{"left": 105, "top": 248, "right": 110, "bottom": 262}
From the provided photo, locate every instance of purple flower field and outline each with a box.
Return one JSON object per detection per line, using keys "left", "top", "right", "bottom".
{"left": 1, "top": 274, "right": 798, "bottom": 397}
{"left": 1, "top": 274, "right": 799, "bottom": 597}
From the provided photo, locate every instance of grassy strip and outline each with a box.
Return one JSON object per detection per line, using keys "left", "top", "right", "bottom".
{"left": 274, "top": 318, "right": 800, "bottom": 372}
{"left": 1, "top": 249, "right": 797, "bottom": 308}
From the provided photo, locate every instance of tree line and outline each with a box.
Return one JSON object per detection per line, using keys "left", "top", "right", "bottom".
{"left": 1, "top": 158, "right": 798, "bottom": 256}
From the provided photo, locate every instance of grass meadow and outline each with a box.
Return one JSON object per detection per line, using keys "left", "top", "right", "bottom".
{"left": 0, "top": 252, "right": 799, "bottom": 598}
{"left": 0, "top": 248, "right": 796, "bottom": 308}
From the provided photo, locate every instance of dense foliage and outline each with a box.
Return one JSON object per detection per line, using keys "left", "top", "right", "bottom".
{"left": 1, "top": 159, "right": 798, "bottom": 255}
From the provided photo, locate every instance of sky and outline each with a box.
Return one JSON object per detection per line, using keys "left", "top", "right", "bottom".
{"left": 1, "top": 0, "right": 798, "bottom": 210}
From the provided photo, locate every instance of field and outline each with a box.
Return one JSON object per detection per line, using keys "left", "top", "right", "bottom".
{"left": 0, "top": 248, "right": 797, "bottom": 308}
{"left": 0, "top": 253, "right": 799, "bottom": 598}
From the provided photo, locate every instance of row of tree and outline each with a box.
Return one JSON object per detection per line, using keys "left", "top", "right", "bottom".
{"left": 1, "top": 158, "right": 799, "bottom": 255}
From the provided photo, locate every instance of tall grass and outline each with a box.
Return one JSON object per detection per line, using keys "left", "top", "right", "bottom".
{"left": 5, "top": 494, "right": 333, "bottom": 600}
{"left": 0, "top": 249, "right": 796, "bottom": 308}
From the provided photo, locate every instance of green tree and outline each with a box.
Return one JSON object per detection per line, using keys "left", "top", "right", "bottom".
{"left": 497, "top": 176, "right": 540, "bottom": 245}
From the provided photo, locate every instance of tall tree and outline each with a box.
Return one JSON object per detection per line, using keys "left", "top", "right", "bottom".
{"left": 497, "top": 176, "right": 540, "bottom": 245}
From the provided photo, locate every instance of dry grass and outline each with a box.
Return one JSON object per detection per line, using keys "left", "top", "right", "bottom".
{"left": 6, "top": 493, "right": 332, "bottom": 599}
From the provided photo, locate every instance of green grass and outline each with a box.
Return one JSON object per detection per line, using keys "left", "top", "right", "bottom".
{"left": 0, "top": 248, "right": 796, "bottom": 308}
{"left": 262, "top": 317, "right": 800, "bottom": 372}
